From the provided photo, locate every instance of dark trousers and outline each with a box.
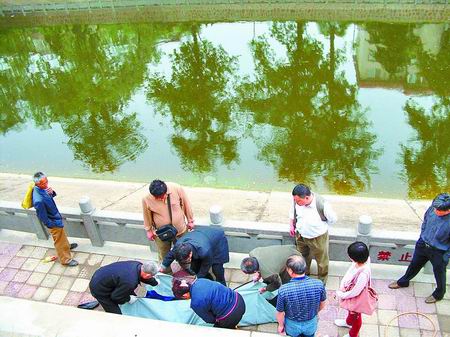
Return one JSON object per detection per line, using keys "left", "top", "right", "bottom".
{"left": 92, "top": 294, "right": 122, "bottom": 314}
{"left": 397, "top": 239, "right": 448, "bottom": 300}
{"left": 90, "top": 283, "right": 122, "bottom": 315}
{"left": 214, "top": 293, "right": 246, "bottom": 329}
{"left": 191, "top": 259, "right": 226, "bottom": 286}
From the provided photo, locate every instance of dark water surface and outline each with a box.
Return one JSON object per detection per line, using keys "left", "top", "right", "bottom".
{"left": 0, "top": 21, "right": 448, "bottom": 198}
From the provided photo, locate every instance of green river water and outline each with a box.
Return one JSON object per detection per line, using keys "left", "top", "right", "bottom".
{"left": 0, "top": 21, "right": 448, "bottom": 198}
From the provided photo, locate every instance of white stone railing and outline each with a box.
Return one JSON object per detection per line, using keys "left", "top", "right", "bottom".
{"left": 0, "top": 198, "right": 425, "bottom": 270}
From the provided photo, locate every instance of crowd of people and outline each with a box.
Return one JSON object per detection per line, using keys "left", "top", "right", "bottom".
{"left": 30, "top": 171, "right": 450, "bottom": 337}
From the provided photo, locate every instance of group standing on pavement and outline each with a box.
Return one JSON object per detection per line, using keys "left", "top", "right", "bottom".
{"left": 29, "top": 172, "right": 450, "bottom": 336}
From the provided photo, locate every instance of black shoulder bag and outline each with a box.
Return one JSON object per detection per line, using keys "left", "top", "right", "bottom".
{"left": 155, "top": 194, "right": 178, "bottom": 242}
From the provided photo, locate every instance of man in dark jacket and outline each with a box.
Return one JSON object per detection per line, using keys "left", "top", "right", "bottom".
{"left": 172, "top": 277, "right": 245, "bottom": 329}
{"left": 161, "top": 226, "right": 229, "bottom": 285}
{"left": 89, "top": 260, "right": 159, "bottom": 314}
{"left": 32, "top": 172, "right": 78, "bottom": 266}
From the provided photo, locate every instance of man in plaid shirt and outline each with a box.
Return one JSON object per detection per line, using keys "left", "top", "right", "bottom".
{"left": 276, "top": 255, "right": 327, "bottom": 337}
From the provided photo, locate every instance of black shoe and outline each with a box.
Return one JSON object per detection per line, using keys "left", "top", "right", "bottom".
{"left": 70, "top": 243, "right": 78, "bottom": 250}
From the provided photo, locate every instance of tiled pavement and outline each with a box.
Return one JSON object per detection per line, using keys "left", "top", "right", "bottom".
{"left": 1, "top": 241, "right": 449, "bottom": 337}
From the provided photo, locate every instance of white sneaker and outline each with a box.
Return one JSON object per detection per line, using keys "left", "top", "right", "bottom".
{"left": 334, "top": 319, "right": 352, "bottom": 328}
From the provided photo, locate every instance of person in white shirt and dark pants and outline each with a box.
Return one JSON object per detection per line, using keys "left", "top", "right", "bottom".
{"left": 289, "top": 184, "right": 338, "bottom": 285}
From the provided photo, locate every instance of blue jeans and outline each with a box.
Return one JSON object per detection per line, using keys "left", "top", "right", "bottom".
{"left": 285, "top": 316, "right": 318, "bottom": 337}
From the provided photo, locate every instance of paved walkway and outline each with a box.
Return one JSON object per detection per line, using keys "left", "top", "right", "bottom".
{"left": 0, "top": 239, "right": 449, "bottom": 337}
{"left": 0, "top": 173, "right": 431, "bottom": 233}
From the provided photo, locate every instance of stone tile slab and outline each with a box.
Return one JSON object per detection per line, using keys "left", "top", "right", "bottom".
{"left": 416, "top": 297, "right": 437, "bottom": 314}
{"left": 256, "top": 323, "right": 277, "bottom": 333}
{"left": 21, "top": 258, "right": 41, "bottom": 271}
{"left": 0, "top": 280, "right": 8, "bottom": 294}
{"left": 7, "top": 256, "right": 26, "bottom": 269}
{"left": 4, "top": 281, "right": 24, "bottom": 297}
{"left": 436, "top": 300, "right": 450, "bottom": 315}
{"left": 62, "top": 291, "right": 83, "bottom": 306}
{"left": 47, "top": 289, "right": 68, "bottom": 304}
{"left": 380, "top": 326, "right": 399, "bottom": 337}
{"left": 438, "top": 314, "right": 450, "bottom": 334}
{"left": 100, "top": 255, "right": 120, "bottom": 267}
{"left": 398, "top": 314, "right": 419, "bottom": 329}
{"left": 378, "top": 309, "right": 399, "bottom": 327}
{"left": 362, "top": 311, "right": 378, "bottom": 325}
{"left": 55, "top": 276, "right": 75, "bottom": 290}
{"left": 359, "top": 324, "right": 379, "bottom": 337}
{"left": 419, "top": 314, "right": 439, "bottom": 331}
{"left": 32, "top": 287, "right": 52, "bottom": 301}
{"left": 12, "top": 270, "right": 32, "bottom": 283}
{"left": 63, "top": 265, "right": 81, "bottom": 277}
{"left": 0, "top": 268, "right": 18, "bottom": 282}
{"left": 397, "top": 296, "right": 417, "bottom": 312}
{"left": 16, "top": 245, "right": 35, "bottom": 258}
{"left": 399, "top": 327, "right": 421, "bottom": 337}
{"left": 49, "top": 262, "right": 66, "bottom": 275}
{"left": 17, "top": 284, "right": 37, "bottom": 299}
{"left": 41, "top": 274, "right": 60, "bottom": 288}
{"left": 26, "top": 272, "right": 46, "bottom": 286}
{"left": 326, "top": 276, "right": 340, "bottom": 291}
{"left": 35, "top": 261, "right": 55, "bottom": 273}
{"left": 87, "top": 254, "right": 104, "bottom": 266}
{"left": 30, "top": 247, "right": 48, "bottom": 259}
{"left": 378, "top": 294, "right": 397, "bottom": 310}
{"left": 73, "top": 252, "right": 89, "bottom": 264}
{"left": 70, "top": 278, "right": 90, "bottom": 292}
{"left": 414, "top": 282, "right": 433, "bottom": 297}
{"left": 78, "top": 265, "right": 98, "bottom": 279}
{"left": 0, "top": 255, "right": 13, "bottom": 268}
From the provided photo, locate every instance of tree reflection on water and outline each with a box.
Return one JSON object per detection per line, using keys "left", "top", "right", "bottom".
{"left": 148, "top": 24, "right": 240, "bottom": 174}
{"left": 238, "top": 21, "right": 381, "bottom": 194}
{"left": 0, "top": 23, "right": 188, "bottom": 172}
{"left": 399, "top": 28, "right": 450, "bottom": 198}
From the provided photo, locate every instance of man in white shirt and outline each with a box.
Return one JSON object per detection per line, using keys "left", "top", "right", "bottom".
{"left": 289, "top": 184, "right": 337, "bottom": 285}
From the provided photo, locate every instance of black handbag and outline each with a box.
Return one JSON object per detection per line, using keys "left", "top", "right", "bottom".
{"left": 155, "top": 194, "right": 178, "bottom": 242}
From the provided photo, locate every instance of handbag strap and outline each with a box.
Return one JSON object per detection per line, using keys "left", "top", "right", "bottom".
{"left": 350, "top": 266, "right": 372, "bottom": 288}
{"left": 167, "top": 194, "right": 173, "bottom": 223}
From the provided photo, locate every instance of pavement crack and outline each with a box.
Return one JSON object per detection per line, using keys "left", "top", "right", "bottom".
{"left": 101, "top": 183, "right": 147, "bottom": 210}
{"left": 254, "top": 193, "right": 270, "bottom": 222}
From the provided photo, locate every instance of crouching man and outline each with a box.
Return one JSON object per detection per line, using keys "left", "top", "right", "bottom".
{"left": 172, "top": 276, "right": 246, "bottom": 329}
{"left": 89, "top": 260, "right": 159, "bottom": 314}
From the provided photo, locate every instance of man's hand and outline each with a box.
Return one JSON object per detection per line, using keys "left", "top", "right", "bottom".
{"left": 277, "top": 324, "right": 286, "bottom": 335}
{"left": 146, "top": 230, "right": 156, "bottom": 241}
{"left": 159, "top": 265, "right": 169, "bottom": 274}
{"left": 289, "top": 220, "right": 296, "bottom": 237}
{"left": 187, "top": 220, "right": 195, "bottom": 230}
{"left": 259, "top": 287, "right": 267, "bottom": 294}
{"left": 128, "top": 295, "right": 138, "bottom": 304}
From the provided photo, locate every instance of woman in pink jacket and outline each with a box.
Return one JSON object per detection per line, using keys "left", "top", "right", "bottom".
{"left": 334, "top": 241, "right": 371, "bottom": 337}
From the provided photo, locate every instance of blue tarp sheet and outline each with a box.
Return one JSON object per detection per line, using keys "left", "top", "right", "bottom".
{"left": 120, "top": 274, "right": 277, "bottom": 326}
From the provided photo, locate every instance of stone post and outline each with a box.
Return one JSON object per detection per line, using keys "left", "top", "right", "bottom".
{"left": 79, "top": 196, "right": 104, "bottom": 247}
{"left": 28, "top": 213, "right": 49, "bottom": 240}
{"left": 210, "top": 205, "right": 223, "bottom": 225}
{"left": 357, "top": 215, "right": 372, "bottom": 245}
